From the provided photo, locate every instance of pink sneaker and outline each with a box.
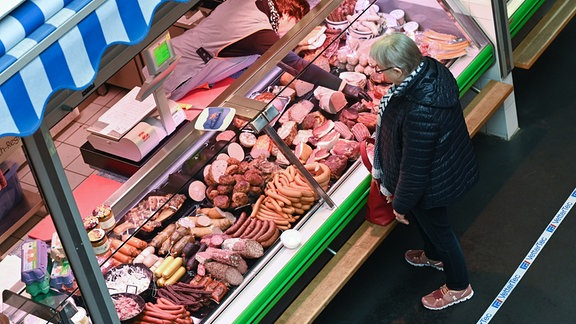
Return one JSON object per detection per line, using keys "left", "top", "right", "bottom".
{"left": 405, "top": 250, "right": 444, "bottom": 271}
{"left": 421, "top": 284, "right": 474, "bottom": 310}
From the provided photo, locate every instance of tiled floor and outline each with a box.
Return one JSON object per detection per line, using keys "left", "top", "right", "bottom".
{"left": 15, "top": 86, "right": 129, "bottom": 195}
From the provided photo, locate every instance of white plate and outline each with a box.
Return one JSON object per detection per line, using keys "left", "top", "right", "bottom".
{"left": 194, "top": 107, "right": 236, "bottom": 131}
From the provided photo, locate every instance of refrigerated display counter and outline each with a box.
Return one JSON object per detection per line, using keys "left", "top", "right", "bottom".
{"left": 97, "top": 0, "right": 495, "bottom": 322}
{"left": 0, "top": 0, "right": 498, "bottom": 322}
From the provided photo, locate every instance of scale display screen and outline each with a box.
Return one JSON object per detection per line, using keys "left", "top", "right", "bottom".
{"left": 154, "top": 41, "right": 171, "bottom": 67}
{"left": 144, "top": 32, "right": 176, "bottom": 76}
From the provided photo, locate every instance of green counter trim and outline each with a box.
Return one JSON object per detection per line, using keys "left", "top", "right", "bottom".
{"left": 457, "top": 45, "right": 495, "bottom": 98}
{"left": 509, "top": 0, "right": 546, "bottom": 38}
{"left": 235, "top": 175, "right": 372, "bottom": 323}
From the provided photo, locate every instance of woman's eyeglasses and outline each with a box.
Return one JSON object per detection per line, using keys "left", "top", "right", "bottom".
{"left": 374, "top": 66, "right": 396, "bottom": 74}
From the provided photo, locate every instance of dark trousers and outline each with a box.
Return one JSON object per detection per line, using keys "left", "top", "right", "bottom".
{"left": 409, "top": 204, "right": 470, "bottom": 290}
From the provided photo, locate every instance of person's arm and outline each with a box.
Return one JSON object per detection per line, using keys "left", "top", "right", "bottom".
{"left": 392, "top": 106, "right": 439, "bottom": 214}
{"left": 220, "top": 30, "right": 370, "bottom": 100}
{"left": 282, "top": 52, "right": 370, "bottom": 100}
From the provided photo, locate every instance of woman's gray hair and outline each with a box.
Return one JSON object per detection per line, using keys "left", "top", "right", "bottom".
{"left": 370, "top": 33, "right": 423, "bottom": 74}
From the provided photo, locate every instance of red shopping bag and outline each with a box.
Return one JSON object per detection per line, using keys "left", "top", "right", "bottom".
{"left": 360, "top": 138, "right": 395, "bottom": 226}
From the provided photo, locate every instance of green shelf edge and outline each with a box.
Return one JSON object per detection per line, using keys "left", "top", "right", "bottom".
{"left": 457, "top": 44, "right": 495, "bottom": 98}
{"left": 509, "top": 0, "right": 546, "bottom": 38}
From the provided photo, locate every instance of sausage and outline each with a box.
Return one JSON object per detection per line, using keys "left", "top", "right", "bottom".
{"left": 299, "top": 195, "right": 316, "bottom": 204}
{"left": 140, "top": 315, "right": 170, "bottom": 323}
{"left": 170, "top": 225, "right": 191, "bottom": 244}
{"left": 313, "top": 163, "right": 331, "bottom": 184}
{"left": 111, "top": 251, "right": 132, "bottom": 264}
{"left": 225, "top": 212, "right": 247, "bottom": 235}
{"left": 231, "top": 214, "right": 252, "bottom": 238}
{"left": 251, "top": 218, "right": 269, "bottom": 242}
{"left": 265, "top": 189, "right": 291, "bottom": 206}
{"left": 257, "top": 220, "right": 276, "bottom": 243}
{"left": 256, "top": 209, "right": 290, "bottom": 226}
{"left": 182, "top": 242, "right": 200, "bottom": 259}
{"left": 260, "top": 227, "right": 280, "bottom": 248}
{"left": 171, "top": 235, "right": 194, "bottom": 257}
{"left": 159, "top": 223, "right": 177, "bottom": 236}
{"left": 162, "top": 257, "right": 183, "bottom": 278}
{"left": 268, "top": 196, "right": 284, "bottom": 212}
{"left": 186, "top": 242, "right": 207, "bottom": 271}
{"left": 249, "top": 195, "right": 265, "bottom": 218}
{"left": 245, "top": 218, "right": 263, "bottom": 240}
{"left": 164, "top": 266, "right": 186, "bottom": 285}
{"left": 110, "top": 238, "right": 139, "bottom": 257}
{"left": 277, "top": 185, "right": 303, "bottom": 198}
{"left": 158, "top": 237, "right": 173, "bottom": 256}
{"left": 125, "top": 236, "right": 148, "bottom": 249}
{"left": 149, "top": 233, "right": 168, "bottom": 249}
{"left": 237, "top": 217, "right": 256, "bottom": 238}
{"left": 287, "top": 183, "right": 316, "bottom": 197}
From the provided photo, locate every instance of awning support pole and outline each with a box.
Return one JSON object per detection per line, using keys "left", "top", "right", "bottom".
{"left": 22, "top": 123, "right": 118, "bottom": 324}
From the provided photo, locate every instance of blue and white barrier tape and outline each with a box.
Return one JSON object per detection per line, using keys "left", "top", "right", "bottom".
{"left": 478, "top": 188, "right": 576, "bottom": 323}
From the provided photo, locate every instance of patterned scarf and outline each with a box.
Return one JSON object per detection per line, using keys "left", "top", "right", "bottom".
{"left": 372, "top": 60, "right": 425, "bottom": 196}
{"left": 268, "top": 0, "right": 280, "bottom": 33}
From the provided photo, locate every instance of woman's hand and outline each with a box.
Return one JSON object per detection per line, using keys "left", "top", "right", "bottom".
{"left": 393, "top": 210, "right": 409, "bottom": 225}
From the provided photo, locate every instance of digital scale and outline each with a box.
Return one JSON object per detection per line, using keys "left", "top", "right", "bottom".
{"left": 87, "top": 32, "right": 186, "bottom": 162}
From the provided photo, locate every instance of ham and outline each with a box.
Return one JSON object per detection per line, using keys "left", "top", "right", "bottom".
{"left": 306, "top": 148, "right": 330, "bottom": 164}
{"left": 285, "top": 100, "right": 315, "bottom": 124}
{"left": 277, "top": 121, "right": 298, "bottom": 146}
{"left": 315, "top": 130, "right": 341, "bottom": 150}
{"left": 295, "top": 142, "right": 313, "bottom": 162}
{"left": 357, "top": 112, "right": 377, "bottom": 132}
{"left": 227, "top": 142, "right": 245, "bottom": 161}
{"left": 211, "top": 160, "right": 228, "bottom": 184}
{"left": 301, "top": 111, "right": 327, "bottom": 130}
{"left": 319, "top": 91, "right": 348, "bottom": 114}
{"left": 312, "top": 120, "right": 335, "bottom": 138}
{"left": 333, "top": 121, "right": 354, "bottom": 140}
{"left": 250, "top": 135, "right": 272, "bottom": 159}
{"left": 329, "top": 91, "right": 348, "bottom": 114}
{"left": 293, "top": 129, "right": 314, "bottom": 146}
{"left": 294, "top": 80, "right": 315, "bottom": 97}
{"left": 351, "top": 123, "right": 371, "bottom": 141}
{"left": 339, "top": 108, "right": 358, "bottom": 122}
{"left": 330, "top": 139, "right": 360, "bottom": 160}
{"left": 216, "top": 130, "right": 236, "bottom": 142}
{"left": 322, "top": 155, "right": 348, "bottom": 179}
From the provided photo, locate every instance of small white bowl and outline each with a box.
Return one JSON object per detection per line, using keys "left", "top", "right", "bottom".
{"left": 325, "top": 18, "right": 349, "bottom": 30}
{"left": 280, "top": 229, "right": 302, "bottom": 249}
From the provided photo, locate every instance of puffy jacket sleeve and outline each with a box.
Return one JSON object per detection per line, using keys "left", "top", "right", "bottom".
{"left": 392, "top": 105, "right": 439, "bottom": 214}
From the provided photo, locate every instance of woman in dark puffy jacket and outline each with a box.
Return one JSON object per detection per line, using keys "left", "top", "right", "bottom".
{"left": 369, "top": 33, "right": 479, "bottom": 310}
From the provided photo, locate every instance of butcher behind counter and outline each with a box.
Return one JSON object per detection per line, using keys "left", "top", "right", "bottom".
{"left": 163, "top": 0, "right": 370, "bottom": 102}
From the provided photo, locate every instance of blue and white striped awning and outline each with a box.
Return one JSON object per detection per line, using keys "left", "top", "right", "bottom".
{"left": 0, "top": 0, "right": 187, "bottom": 138}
